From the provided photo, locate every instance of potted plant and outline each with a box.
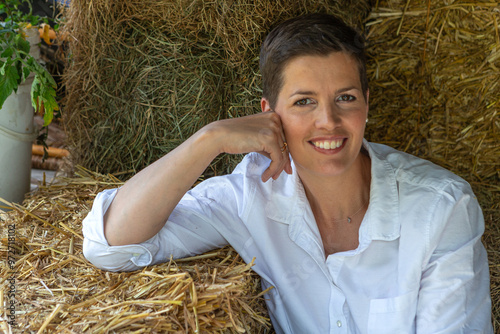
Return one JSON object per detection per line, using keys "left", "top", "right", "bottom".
{"left": 0, "top": 0, "right": 59, "bottom": 204}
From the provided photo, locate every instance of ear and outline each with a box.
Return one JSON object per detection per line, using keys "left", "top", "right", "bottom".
{"left": 261, "top": 97, "right": 272, "bottom": 113}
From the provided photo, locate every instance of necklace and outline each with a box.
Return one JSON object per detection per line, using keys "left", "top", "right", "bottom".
{"left": 332, "top": 198, "right": 369, "bottom": 223}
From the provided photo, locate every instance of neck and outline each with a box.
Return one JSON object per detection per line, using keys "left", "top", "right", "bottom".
{"left": 299, "top": 151, "right": 371, "bottom": 222}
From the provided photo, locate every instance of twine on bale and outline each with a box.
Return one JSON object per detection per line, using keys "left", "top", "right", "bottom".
{"left": 0, "top": 167, "right": 271, "bottom": 333}
{"left": 61, "top": 0, "right": 371, "bottom": 180}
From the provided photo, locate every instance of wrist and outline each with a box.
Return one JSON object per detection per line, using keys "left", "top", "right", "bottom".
{"left": 198, "top": 121, "right": 227, "bottom": 156}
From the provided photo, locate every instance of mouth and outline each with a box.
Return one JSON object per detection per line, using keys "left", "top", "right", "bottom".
{"left": 308, "top": 138, "right": 347, "bottom": 154}
{"left": 310, "top": 138, "right": 345, "bottom": 150}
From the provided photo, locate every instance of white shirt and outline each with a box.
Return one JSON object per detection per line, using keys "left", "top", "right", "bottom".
{"left": 82, "top": 140, "right": 493, "bottom": 333}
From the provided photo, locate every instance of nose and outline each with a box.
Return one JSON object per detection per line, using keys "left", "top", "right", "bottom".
{"left": 314, "top": 103, "right": 341, "bottom": 130}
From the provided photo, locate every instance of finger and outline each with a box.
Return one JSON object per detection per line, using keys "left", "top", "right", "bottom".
{"left": 278, "top": 146, "right": 292, "bottom": 176}
{"left": 273, "top": 134, "right": 288, "bottom": 176}
{"left": 278, "top": 133, "right": 292, "bottom": 175}
{"left": 285, "top": 158, "right": 293, "bottom": 174}
{"left": 259, "top": 111, "right": 290, "bottom": 181}
{"left": 272, "top": 142, "right": 288, "bottom": 179}
{"left": 261, "top": 153, "right": 282, "bottom": 182}
{"left": 261, "top": 141, "right": 286, "bottom": 182}
{"left": 269, "top": 139, "right": 292, "bottom": 181}
{"left": 258, "top": 150, "right": 291, "bottom": 177}
{"left": 264, "top": 117, "right": 291, "bottom": 180}
{"left": 274, "top": 115, "right": 292, "bottom": 175}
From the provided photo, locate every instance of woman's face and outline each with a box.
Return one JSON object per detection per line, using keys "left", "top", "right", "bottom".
{"left": 262, "top": 52, "right": 369, "bottom": 179}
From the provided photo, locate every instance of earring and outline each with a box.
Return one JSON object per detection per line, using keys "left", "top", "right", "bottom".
{"left": 366, "top": 119, "right": 369, "bottom": 123}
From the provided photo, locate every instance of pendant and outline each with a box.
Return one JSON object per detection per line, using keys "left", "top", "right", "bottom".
{"left": 347, "top": 217, "right": 352, "bottom": 223}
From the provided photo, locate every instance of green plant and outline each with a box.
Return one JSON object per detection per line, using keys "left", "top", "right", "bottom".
{"left": 0, "top": 0, "right": 58, "bottom": 127}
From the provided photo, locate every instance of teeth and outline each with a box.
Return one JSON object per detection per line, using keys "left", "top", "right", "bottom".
{"left": 313, "top": 139, "right": 343, "bottom": 150}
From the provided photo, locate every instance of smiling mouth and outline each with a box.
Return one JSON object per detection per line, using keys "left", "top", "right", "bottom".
{"left": 311, "top": 139, "right": 345, "bottom": 150}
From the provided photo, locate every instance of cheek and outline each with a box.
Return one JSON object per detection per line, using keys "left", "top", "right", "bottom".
{"left": 347, "top": 108, "right": 368, "bottom": 128}
{"left": 280, "top": 117, "right": 307, "bottom": 140}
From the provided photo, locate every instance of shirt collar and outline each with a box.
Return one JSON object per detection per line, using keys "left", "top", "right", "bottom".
{"left": 265, "top": 139, "right": 401, "bottom": 242}
{"left": 363, "top": 139, "right": 400, "bottom": 241}
{"left": 264, "top": 160, "right": 305, "bottom": 224}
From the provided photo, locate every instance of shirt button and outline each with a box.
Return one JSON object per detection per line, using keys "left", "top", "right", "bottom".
{"left": 337, "top": 320, "right": 342, "bottom": 327}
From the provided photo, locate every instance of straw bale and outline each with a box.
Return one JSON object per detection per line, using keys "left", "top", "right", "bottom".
{"left": 364, "top": 0, "right": 500, "bottom": 329}
{"left": 61, "top": 0, "right": 371, "bottom": 179}
{"left": 364, "top": 0, "right": 499, "bottom": 180}
{"left": 480, "top": 184, "right": 500, "bottom": 332}
{"left": 0, "top": 168, "right": 271, "bottom": 333}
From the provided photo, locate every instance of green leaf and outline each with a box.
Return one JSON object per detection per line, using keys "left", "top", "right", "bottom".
{"left": 42, "top": 105, "right": 55, "bottom": 126}
{"left": 0, "top": 63, "right": 20, "bottom": 110}
{"left": 0, "top": 60, "right": 8, "bottom": 75}
{"left": 0, "top": 28, "right": 14, "bottom": 35}
{"left": 26, "top": 56, "right": 35, "bottom": 68}
{"left": 31, "top": 70, "right": 59, "bottom": 127}
{"left": 23, "top": 66, "right": 31, "bottom": 80}
{"left": 14, "top": 59, "right": 23, "bottom": 85}
{"left": 24, "top": 56, "right": 40, "bottom": 80}
{"left": 31, "top": 74, "right": 42, "bottom": 104}
{"left": 1, "top": 47, "right": 14, "bottom": 59}
{"left": 45, "top": 71, "right": 56, "bottom": 87}
{"left": 14, "top": 33, "right": 30, "bottom": 55}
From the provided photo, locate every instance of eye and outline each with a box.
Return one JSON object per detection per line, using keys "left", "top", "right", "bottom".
{"left": 336, "top": 94, "right": 356, "bottom": 102}
{"left": 295, "top": 98, "right": 314, "bottom": 106}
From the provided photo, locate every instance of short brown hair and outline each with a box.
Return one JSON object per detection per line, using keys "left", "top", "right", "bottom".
{"left": 259, "top": 13, "right": 368, "bottom": 109}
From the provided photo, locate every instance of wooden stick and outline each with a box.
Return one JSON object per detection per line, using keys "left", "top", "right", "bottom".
{"left": 32, "top": 145, "right": 69, "bottom": 158}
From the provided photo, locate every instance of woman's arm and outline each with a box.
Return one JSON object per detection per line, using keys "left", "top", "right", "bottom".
{"left": 103, "top": 112, "right": 292, "bottom": 246}
{"left": 416, "top": 186, "right": 493, "bottom": 333}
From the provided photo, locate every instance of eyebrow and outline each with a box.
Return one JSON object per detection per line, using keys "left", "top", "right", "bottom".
{"left": 289, "top": 90, "right": 316, "bottom": 98}
{"left": 289, "top": 86, "right": 360, "bottom": 98}
{"left": 336, "top": 86, "right": 359, "bottom": 94}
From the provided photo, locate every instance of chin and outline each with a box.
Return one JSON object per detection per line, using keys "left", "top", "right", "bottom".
{"left": 296, "top": 161, "right": 350, "bottom": 179}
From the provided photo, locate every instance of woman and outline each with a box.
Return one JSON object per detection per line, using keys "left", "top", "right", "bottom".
{"left": 82, "top": 14, "right": 493, "bottom": 333}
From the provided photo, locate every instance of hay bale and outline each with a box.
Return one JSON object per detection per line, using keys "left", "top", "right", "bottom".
{"left": 61, "top": 0, "right": 371, "bottom": 179}
{"left": 0, "top": 167, "right": 271, "bottom": 333}
{"left": 364, "top": 0, "right": 500, "bottom": 330}
{"left": 364, "top": 0, "right": 499, "bottom": 179}
{"left": 479, "top": 184, "right": 500, "bottom": 332}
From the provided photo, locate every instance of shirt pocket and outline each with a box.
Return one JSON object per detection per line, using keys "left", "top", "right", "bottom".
{"left": 367, "top": 290, "right": 418, "bottom": 334}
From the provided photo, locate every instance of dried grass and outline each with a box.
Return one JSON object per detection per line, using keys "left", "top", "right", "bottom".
{"left": 0, "top": 168, "right": 272, "bottom": 333}
{"left": 61, "top": 0, "right": 371, "bottom": 179}
{"left": 364, "top": 0, "right": 499, "bottom": 179}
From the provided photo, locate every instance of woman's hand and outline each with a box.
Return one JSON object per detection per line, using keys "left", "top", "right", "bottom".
{"left": 206, "top": 111, "right": 293, "bottom": 182}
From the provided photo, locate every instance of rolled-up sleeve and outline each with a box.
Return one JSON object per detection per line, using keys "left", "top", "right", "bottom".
{"left": 82, "top": 188, "right": 160, "bottom": 271}
{"left": 82, "top": 173, "right": 249, "bottom": 272}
